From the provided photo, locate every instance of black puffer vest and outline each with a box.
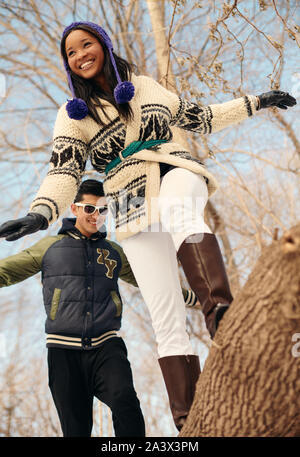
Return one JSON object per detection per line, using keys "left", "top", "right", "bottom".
{"left": 42, "top": 218, "right": 124, "bottom": 349}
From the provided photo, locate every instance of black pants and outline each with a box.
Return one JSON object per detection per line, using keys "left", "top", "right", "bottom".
{"left": 47, "top": 337, "right": 145, "bottom": 437}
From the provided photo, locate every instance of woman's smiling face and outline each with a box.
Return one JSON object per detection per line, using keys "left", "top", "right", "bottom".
{"left": 65, "top": 29, "right": 105, "bottom": 81}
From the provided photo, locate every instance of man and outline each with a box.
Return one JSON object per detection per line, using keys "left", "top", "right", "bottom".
{"left": 0, "top": 179, "right": 196, "bottom": 437}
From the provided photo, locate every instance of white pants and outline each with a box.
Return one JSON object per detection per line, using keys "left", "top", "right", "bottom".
{"left": 121, "top": 168, "right": 212, "bottom": 358}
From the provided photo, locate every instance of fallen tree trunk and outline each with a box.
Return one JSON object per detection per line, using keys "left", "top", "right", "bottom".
{"left": 181, "top": 223, "right": 300, "bottom": 437}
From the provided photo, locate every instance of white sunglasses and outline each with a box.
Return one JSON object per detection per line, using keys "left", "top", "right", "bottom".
{"left": 74, "top": 203, "right": 108, "bottom": 215}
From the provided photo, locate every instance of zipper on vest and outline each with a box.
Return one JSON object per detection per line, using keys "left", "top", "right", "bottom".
{"left": 82, "top": 311, "right": 92, "bottom": 349}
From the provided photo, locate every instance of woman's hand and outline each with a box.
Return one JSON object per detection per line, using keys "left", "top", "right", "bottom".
{"left": 0, "top": 213, "right": 48, "bottom": 241}
{"left": 257, "top": 90, "right": 297, "bottom": 110}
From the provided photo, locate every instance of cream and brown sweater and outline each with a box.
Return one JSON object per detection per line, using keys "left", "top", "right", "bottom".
{"left": 30, "top": 74, "right": 258, "bottom": 241}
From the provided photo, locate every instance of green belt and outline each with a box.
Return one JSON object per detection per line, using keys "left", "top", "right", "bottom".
{"left": 105, "top": 139, "right": 167, "bottom": 175}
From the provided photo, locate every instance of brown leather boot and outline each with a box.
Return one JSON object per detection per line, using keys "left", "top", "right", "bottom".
{"left": 177, "top": 233, "right": 233, "bottom": 338}
{"left": 158, "top": 355, "right": 200, "bottom": 431}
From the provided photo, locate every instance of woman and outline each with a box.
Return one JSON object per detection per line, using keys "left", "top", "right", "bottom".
{"left": 0, "top": 21, "right": 296, "bottom": 431}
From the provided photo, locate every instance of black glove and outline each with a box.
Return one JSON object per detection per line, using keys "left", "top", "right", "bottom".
{"left": 0, "top": 213, "right": 48, "bottom": 241}
{"left": 257, "top": 90, "right": 297, "bottom": 110}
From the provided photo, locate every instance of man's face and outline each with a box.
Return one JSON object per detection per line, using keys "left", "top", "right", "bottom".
{"left": 71, "top": 194, "right": 107, "bottom": 238}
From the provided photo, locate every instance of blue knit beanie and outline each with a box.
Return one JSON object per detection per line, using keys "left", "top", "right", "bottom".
{"left": 62, "top": 21, "right": 135, "bottom": 120}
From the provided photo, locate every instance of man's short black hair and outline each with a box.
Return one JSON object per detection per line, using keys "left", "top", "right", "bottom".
{"left": 74, "top": 179, "right": 105, "bottom": 202}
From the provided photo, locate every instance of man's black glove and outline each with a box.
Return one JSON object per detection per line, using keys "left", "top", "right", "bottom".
{"left": 257, "top": 90, "right": 297, "bottom": 110}
{"left": 0, "top": 213, "right": 48, "bottom": 241}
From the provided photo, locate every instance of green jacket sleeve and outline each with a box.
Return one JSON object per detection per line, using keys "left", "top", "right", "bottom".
{"left": 108, "top": 240, "right": 139, "bottom": 287}
{"left": 0, "top": 235, "right": 63, "bottom": 287}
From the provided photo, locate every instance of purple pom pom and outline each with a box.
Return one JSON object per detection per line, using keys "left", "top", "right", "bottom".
{"left": 66, "top": 98, "right": 88, "bottom": 120}
{"left": 114, "top": 81, "right": 135, "bottom": 104}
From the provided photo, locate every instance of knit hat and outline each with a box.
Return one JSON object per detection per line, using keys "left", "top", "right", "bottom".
{"left": 62, "top": 21, "right": 135, "bottom": 120}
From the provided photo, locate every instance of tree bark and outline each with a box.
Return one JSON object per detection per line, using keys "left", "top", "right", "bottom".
{"left": 181, "top": 223, "right": 300, "bottom": 437}
{"left": 146, "top": 0, "right": 188, "bottom": 147}
{"left": 145, "top": 0, "right": 175, "bottom": 89}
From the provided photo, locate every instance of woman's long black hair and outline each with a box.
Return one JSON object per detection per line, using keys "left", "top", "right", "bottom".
{"left": 61, "top": 24, "right": 135, "bottom": 125}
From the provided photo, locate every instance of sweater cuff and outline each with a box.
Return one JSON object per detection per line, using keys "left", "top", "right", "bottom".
{"left": 30, "top": 204, "right": 52, "bottom": 221}
{"left": 254, "top": 95, "right": 260, "bottom": 110}
{"left": 183, "top": 289, "right": 198, "bottom": 307}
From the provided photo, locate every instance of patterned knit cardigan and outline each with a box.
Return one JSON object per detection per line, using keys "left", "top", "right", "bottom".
{"left": 30, "top": 74, "right": 258, "bottom": 241}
